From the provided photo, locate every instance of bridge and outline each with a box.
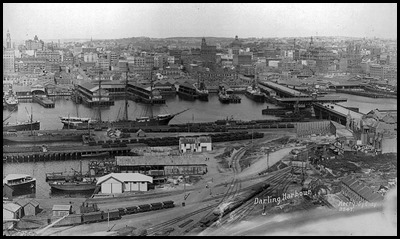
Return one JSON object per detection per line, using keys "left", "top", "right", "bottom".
{"left": 259, "top": 81, "right": 310, "bottom": 98}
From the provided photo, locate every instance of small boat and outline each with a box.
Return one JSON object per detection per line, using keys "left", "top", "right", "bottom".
{"left": 3, "top": 174, "right": 36, "bottom": 196}
{"left": 60, "top": 116, "right": 93, "bottom": 128}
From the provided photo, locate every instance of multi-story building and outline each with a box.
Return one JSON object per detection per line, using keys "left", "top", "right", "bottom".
{"left": 36, "top": 50, "right": 61, "bottom": 63}
{"left": 369, "top": 64, "right": 384, "bottom": 79}
{"left": 193, "top": 67, "right": 241, "bottom": 90}
{"left": 97, "top": 57, "right": 110, "bottom": 71}
{"left": 3, "top": 49, "right": 15, "bottom": 73}
{"left": 169, "top": 49, "right": 182, "bottom": 64}
{"left": 233, "top": 54, "right": 252, "bottom": 66}
{"left": 83, "top": 52, "right": 98, "bottom": 62}
{"left": 14, "top": 58, "right": 46, "bottom": 74}
{"left": 200, "top": 38, "right": 216, "bottom": 69}
{"left": 45, "top": 62, "right": 61, "bottom": 73}
{"left": 25, "top": 35, "right": 44, "bottom": 51}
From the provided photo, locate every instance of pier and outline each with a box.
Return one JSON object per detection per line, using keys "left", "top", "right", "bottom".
{"left": 3, "top": 145, "right": 131, "bottom": 163}
{"left": 275, "top": 96, "right": 347, "bottom": 107}
{"left": 259, "top": 81, "right": 310, "bottom": 98}
{"left": 32, "top": 95, "right": 55, "bottom": 108}
{"left": 312, "top": 102, "right": 365, "bottom": 126}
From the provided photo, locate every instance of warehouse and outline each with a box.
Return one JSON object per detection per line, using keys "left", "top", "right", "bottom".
{"left": 96, "top": 173, "right": 153, "bottom": 194}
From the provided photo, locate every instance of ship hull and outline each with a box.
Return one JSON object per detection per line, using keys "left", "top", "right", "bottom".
{"left": 112, "top": 115, "right": 174, "bottom": 129}
{"left": 245, "top": 91, "right": 265, "bottom": 103}
{"left": 197, "top": 93, "right": 209, "bottom": 101}
{"left": 218, "top": 95, "right": 230, "bottom": 104}
{"left": 49, "top": 182, "right": 96, "bottom": 191}
{"left": 3, "top": 121, "right": 40, "bottom": 132}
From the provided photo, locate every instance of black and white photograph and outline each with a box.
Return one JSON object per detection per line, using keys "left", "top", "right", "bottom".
{"left": 3, "top": 3, "right": 397, "bottom": 236}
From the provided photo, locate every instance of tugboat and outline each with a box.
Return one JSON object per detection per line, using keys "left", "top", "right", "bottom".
{"left": 245, "top": 79, "right": 265, "bottom": 103}
{"left": 218, "top": 86, "right": 230, "bottom": 104}
{"left": 194, "top": 80, "right": 209, "bottom": 101}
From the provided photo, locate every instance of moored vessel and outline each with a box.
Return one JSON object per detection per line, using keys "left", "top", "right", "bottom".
{"left": 3, "top": 174, "right": 36, "bottom": 196}
{"left": 245, "top": 79, "right": 265, "bottom": 103}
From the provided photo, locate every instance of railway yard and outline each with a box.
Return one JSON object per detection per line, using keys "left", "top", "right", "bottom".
{"left": 6, "top": 128, "right": 396, "bottom": 236}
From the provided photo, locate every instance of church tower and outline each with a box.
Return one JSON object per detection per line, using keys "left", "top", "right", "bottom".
{"left": 6, "top": 29, "right": 11, "bottom": 49}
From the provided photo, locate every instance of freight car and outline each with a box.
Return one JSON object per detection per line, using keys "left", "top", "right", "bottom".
{"left": 162, "top": 201, "right": 175, "bottom": 208}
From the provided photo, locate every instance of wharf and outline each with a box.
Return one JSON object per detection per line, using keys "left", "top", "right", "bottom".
{"left": 3, "top": 144, "right": 131, "bottom": 163}
{"left": 336, "top": 89, "right": 397, "bottom": 99}
{"left": 32, "top": 95, "right": 55, "bottom": 108}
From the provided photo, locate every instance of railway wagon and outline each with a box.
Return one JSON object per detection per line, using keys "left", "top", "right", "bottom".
{"left": 118, "top": 207, "right": 126, "bottom": 216}
{"left": 125, "top": 206, "right": 139, "bottom": 214}
{"left": 137, "top": 204, "right": 151, "bottom": 213}
{"left": 82, "top": 211, "right": 103, "bottom": 223}
{"left": 199, "top": 214, "right": 219, "bottom": 227}
{"left": 150, "top": 202, "right": 163, "bottom": 211}
{"left": 162, "top": 201, "right": 175, "bottom": 208}
{"left": 105, "top": 209, "right": 122, "bottom": 220}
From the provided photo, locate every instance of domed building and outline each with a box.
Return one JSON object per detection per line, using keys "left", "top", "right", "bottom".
{"left": 230, "top": 35, "right": 242, "bottom": 55}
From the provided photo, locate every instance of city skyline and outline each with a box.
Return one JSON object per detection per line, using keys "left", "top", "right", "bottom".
{"left": 3, "top": 3, "right": 397, "bottom": 41}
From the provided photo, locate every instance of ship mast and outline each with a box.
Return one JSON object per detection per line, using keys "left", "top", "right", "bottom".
{"left": 149, "top": 69, "right": 154, "bottom": 119}
{"left": 98, "top": 70, "right": 102, "bottom": 122}
{"left": 124, "top": 71, "right": 129, "bottom": 121}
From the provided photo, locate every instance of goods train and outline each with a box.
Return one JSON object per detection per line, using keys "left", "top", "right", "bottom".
{"left": 52, "top": 201, "right": 174, "bottom": 227}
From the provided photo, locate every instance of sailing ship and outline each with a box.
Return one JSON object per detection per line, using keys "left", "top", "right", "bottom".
{"left": 3, "top": 107, "right": 40, "bottom": 132}
{"left": 110, "top": 71, "right": 189, "bottom": 129}
{"left": 3, "top": 174, "right": 36, "bottom": 196}
{"left": 245, "top": 78, "right": 265, "bottom": 103}
{"left": 193, "top": 80, "right": 209, "bottom": 101}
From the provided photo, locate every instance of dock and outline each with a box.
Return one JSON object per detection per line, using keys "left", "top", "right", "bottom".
{"left": 32, "top": 95, "right": 55, "bottom": 108}
{"left": 3, "top": 144, "right": 131, "bottom": 163}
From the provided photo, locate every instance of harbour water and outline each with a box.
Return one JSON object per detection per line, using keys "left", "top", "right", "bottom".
{"left": 4, "top": 94, "right": 280, "bottom": 130}
{"left": 3, "top": 93, "right": 397, "bottom": 199}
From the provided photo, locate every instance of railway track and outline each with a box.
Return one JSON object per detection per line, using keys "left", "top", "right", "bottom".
{"left": 206, "top": 167, "right": 296, "bottom": 232}
{"left": 148, "top": 145, "right": 253, "bottom": 236}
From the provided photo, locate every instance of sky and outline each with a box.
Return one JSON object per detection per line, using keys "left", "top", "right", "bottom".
{"left": 3, "top": 3, "right": 397, "bottom": 41}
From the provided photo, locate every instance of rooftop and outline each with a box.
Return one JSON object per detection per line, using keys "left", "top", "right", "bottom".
{"left": 3, "top": 203, "right": 22, "bottom": 212}
{"left": 96, "top": 173, "right": 153, "bottom": 185}
{"left": 52, "top": 204, "right": 72, "bottom": 211}
{"left": 323, "top": 103, "right": 365, "bottom": 119}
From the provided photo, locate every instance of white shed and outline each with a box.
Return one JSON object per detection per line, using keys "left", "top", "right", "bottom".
{"left": 96, "top": 173, "right": 153, "bottom": 194}
{"left": 3, "top": 203, "right": 23, "bottom": 220}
